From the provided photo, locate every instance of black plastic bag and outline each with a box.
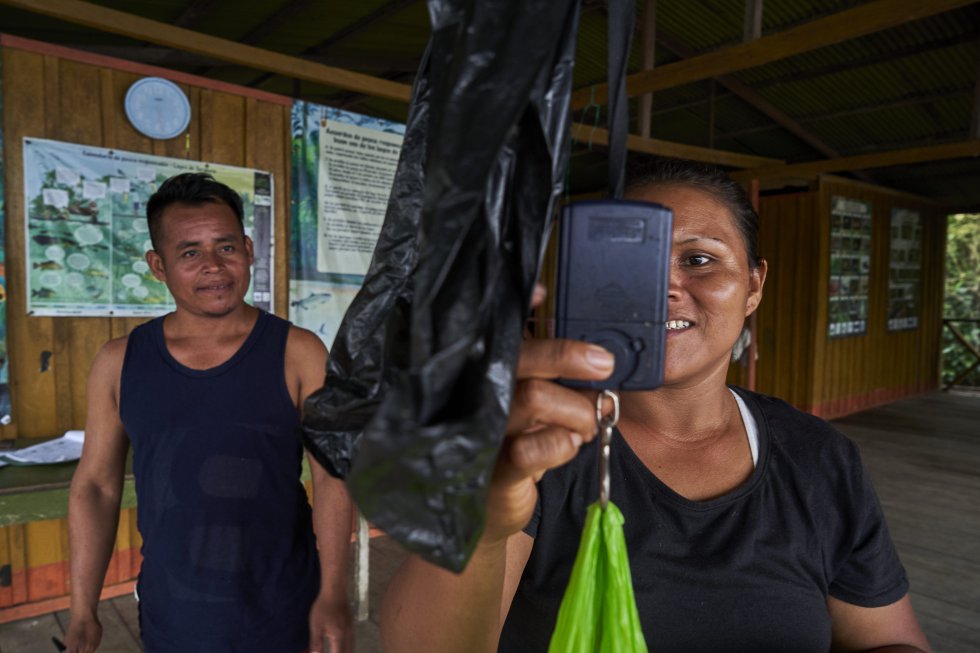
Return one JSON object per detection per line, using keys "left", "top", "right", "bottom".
{"left": 302, "top": 0, "right": 583, "bottom": 571}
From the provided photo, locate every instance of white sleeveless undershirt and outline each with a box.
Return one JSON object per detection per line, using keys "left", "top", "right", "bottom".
{"left": 731, "top": 388, "right": 759, "bottom": 467}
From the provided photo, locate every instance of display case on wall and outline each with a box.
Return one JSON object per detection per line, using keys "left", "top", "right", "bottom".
{"left": 887, "top": 208, "right": 922, "bottom": 331}
{"left": 828, "top": 195, "right": 872, "bottom": 338}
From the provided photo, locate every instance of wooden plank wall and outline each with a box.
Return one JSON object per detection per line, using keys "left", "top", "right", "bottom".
{"left": 754, "top": 178, "right": 945, "bottom": 418}
{"left": 754, "top": 191, "right": 819, "bottom": 408}
{"left": 0, "top": 40, "right": 292, "bottom": 440}
{"left": 809, "top": 177, "right": 944, "bottom": 418}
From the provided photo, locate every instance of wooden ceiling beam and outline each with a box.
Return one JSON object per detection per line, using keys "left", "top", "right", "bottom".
{"left": 571, "top": 0, "right": 980, "bottom": 109}
{"left": 73, "top": 45, "right": 420, "bottom": 74}
{"left": 571, "top": 123, "right": 782, "bottom": 169}
{"left": 0, "top": 0, "right": 414, "bottom": 102}
{"left": 731, "top": 140, "right": 980, "bottom": 181}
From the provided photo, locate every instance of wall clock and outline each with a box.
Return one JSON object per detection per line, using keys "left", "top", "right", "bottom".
{"left": 124, "top": 77, "right": 191, "bottom": 140}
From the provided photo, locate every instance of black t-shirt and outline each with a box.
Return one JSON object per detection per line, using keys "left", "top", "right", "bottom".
{"left": 499, "top": 387, "right": 908, "bottom": 653}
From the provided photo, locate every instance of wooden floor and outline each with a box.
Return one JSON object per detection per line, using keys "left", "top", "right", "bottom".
{"left": 832, "top": 389, "right": 980, "bottom": 653}
{"left": 0, "top": 390, "right": 976, "bottom": 652}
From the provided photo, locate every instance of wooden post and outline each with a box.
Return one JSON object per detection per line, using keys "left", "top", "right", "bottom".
{"left": 744, "top": 0, "right": 763, "bottom": 42}
{"left": 707, "top": 79, "right": 716, "bottom": 148}
{"left": 639, "top": 0, "right": 657, "bottom": 138}
{"left": 970, "top": 46, "right": 980, "bottom": 140}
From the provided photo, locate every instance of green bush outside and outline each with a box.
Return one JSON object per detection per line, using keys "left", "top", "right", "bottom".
{"left": 943, "top": 214, "right": 980, "bottom": 387}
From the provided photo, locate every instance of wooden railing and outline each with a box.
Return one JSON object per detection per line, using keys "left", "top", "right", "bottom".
{"left": 942, "top": 318, "right": 980, "bottom": 391}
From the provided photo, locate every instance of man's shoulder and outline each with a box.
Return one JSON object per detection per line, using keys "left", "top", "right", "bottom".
{"left": 97, "top": 334, "right": 130, "bottom": 365}
{"left": 286, "top": 322, "right": 328, "bottom": 357}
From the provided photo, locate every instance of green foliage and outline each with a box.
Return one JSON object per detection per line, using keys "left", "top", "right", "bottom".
{"left": 943, "top": 214, "right": 980, "bottom": 387}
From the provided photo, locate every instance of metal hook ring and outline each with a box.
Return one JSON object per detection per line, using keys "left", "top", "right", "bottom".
{"left": 596, "top": 390, "right": 619, "bottom": 510}
{"left": 596, "top": 389, "right": 620, "bottom": 429}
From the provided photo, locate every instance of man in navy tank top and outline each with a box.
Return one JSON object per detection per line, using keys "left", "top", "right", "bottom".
{"left": 64, "top": 173, "right": 353, "bottom": 653}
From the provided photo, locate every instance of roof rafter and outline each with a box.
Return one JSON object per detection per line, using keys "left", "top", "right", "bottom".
{"left": 571, "top": 0, "right": 980, "bottom": 109}
{"left": 732, "top": 139, "right": 980, "bottom": 181}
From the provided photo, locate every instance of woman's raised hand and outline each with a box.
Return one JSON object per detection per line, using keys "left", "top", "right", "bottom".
{"left": 482, "top": 290, "right": 615, "bottom": 545}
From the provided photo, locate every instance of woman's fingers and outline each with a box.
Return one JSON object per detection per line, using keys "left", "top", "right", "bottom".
{"left": 504, "top": 426, "right": 583, "bottom": 482}
{"left": 508, "top": 338, "right": 614, "bottom": 437}
{"left": 530, "top": 283, "right": 547, "bottom": 309}
{"left": 507, "top": 378, "right": 597, "bottom": 438}
{"left": 516, "top": 338, "right": 614, "bottom": 381}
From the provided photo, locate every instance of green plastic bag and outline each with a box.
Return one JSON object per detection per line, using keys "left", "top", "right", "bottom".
{"left": 548, "top": 501, "right": 648, "bottom": 652}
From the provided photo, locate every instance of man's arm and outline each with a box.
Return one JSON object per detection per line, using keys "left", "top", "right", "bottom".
{"left": 65, "top": 339, "right": 130, "bottom": 653}
{"left": 286, "top": 326, "right": 353, "bottom": 653}
{"left": 307, "top": 452, "right": 354, "bottom": 653}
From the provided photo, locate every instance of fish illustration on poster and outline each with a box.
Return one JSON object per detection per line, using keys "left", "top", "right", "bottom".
{"left": 22, "top": 138, "right": 274, "bottom": 317}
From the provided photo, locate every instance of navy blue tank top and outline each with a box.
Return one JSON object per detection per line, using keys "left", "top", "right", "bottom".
{"left": 120, "top": 311, "right": 319, "bottom": 653}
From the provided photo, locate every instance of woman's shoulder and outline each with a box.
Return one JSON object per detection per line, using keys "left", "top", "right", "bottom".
{"left": 732, "top": 386, "right": 861, "bottom": 463}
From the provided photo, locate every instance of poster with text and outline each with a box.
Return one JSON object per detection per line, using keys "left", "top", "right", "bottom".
{"left": 0, "top": 61, "right": 10, "bottom": 425}
{"left": 290, "top": 101, "right": 405, "bottom": 347}
{"left": 828, "top": 196, "right": 872, "bottom": 338}
{"left": 888, "top": 208, "right": 921, "bottom": 331}
{"left": 22, "top": 138, "right": 274, "bottom": 317}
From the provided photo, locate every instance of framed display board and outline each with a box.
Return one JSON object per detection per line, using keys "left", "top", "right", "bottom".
{"left": 828, "top": 196, "right": 872, "bottom": 338}
{"left": 22, "top": 138, "right": 274, "bottom": 317}
{"left": 887, "top": 208, "right": 921, "bottom": 331}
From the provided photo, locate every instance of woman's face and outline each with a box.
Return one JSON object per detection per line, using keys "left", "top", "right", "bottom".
{"left": 629, "top": 183, "right": 766, "bottom": 388}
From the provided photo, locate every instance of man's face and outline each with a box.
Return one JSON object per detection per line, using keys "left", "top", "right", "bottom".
{"left": 146, "top": 201, "right": 253, "bottom": 319}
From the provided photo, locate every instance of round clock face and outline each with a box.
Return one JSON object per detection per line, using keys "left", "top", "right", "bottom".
{"left": 124, "top": 77, "right": 191, "bottom": 140}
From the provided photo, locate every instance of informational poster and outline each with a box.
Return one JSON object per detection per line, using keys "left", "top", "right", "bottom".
{"left": 888, "top": 208, "right": 921, "bottom": 331}
{"left": 290, "top": 100, "right": 405, "bottom": 347}
{"left": 0, "top": 61, "right": 10, "bottom": 425}
{"left": 828, "top": 196, "right": 872, "bottom": 338}
{"left": 317, "top": 120, "right": 403, "bottom": 275}
{"left": 22, "top": 138, "right": 274, "bottom": 317}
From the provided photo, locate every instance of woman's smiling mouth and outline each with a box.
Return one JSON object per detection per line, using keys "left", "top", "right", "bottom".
{"left": 666, "top": 319, "right": 692, "bottom": 330}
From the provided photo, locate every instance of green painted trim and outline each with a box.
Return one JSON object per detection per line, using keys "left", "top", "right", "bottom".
{"left": 0, "top": 480, "right": 137, "bottom": 527}
{"left": 0, "top": 436, "right": 314, "bottom": 526}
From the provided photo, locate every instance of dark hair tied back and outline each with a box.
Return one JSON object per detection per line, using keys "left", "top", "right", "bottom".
{"left": 624, "top": 157, "right": 761, "bottom": 268}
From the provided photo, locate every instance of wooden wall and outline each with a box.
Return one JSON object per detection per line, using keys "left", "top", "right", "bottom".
{"left": 0, "top": 35, "right": 292, "bottom": 440}
{"left": 755, "top": 177, "right": 946, "bottom": 419}
{"left": 754, "top": 191, "right": 820, "bottom": 409}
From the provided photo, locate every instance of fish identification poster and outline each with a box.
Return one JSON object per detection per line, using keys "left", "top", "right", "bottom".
{"left": 22, "top": 138, "right": 274, "bottom": 317}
